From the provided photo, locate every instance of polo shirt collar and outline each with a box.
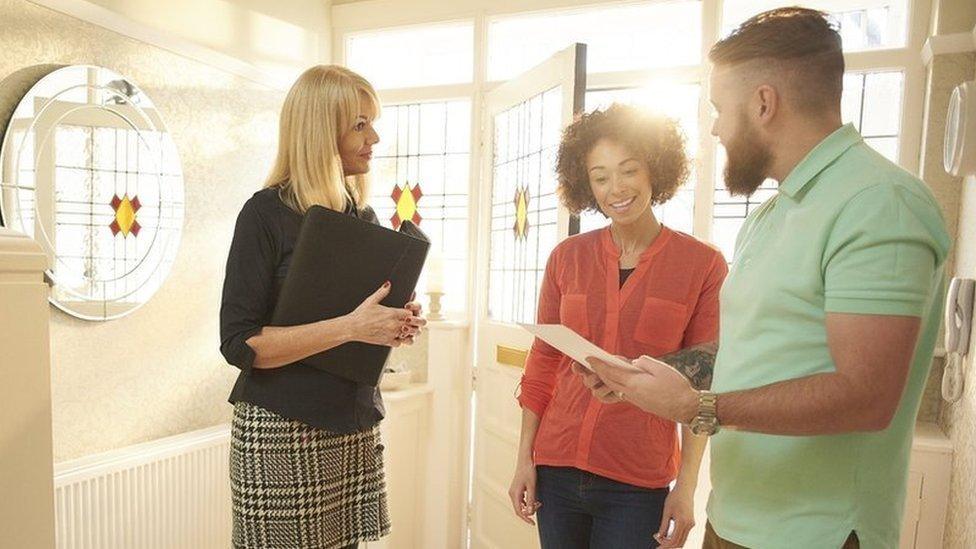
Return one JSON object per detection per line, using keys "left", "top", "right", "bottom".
{"left": 778, "top": 123, "right": 862, "bottom": 199}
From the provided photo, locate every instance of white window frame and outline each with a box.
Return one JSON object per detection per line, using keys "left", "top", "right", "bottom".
{"left": 333, "top": 0, "right": 932, "bottom": 321}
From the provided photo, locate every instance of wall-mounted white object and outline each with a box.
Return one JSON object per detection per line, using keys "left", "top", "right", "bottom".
{"left": 942, "top": 277, "right": 974, "bottom": 402}
{"left": 944, "top": 80, "right": 976, "bottom": 177}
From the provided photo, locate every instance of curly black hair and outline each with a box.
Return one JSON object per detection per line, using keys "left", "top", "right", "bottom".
{"left": 555, "top": 103, "right": 689, "bottom": 215}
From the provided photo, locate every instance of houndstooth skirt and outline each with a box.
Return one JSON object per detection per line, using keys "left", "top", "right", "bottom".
{"left": 230, "top": 401, "right": 391, "bottom": 549}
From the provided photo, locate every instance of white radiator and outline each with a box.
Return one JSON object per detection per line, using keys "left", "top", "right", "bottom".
{"left": 53, "top": 424, "right": 232, "bottom": 549}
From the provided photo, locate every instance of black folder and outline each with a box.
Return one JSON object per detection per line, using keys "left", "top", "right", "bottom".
{"left": 271, "top": 205, "right": 430, "bottom": 385}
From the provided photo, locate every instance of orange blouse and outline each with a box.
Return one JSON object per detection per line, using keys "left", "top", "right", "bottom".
{"left": 518, "top": 226, "right": 727, "bottom": 489}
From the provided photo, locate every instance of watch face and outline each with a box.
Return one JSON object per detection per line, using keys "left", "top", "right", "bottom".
{"left": 692, "top": 418, "right": 718, "bottom": 436}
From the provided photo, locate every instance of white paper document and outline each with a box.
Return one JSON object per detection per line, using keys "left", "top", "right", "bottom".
{"left": 518, "top": 323, "right": 638, "bottom": 372}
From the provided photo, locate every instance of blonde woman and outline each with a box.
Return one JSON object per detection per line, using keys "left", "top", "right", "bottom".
{"left": 219, "top": 65, "right": 426, "bottom": 549}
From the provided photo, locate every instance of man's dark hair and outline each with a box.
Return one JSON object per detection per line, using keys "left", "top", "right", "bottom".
{"left": 709, "top": 7, "right": 844, "bottom": 114}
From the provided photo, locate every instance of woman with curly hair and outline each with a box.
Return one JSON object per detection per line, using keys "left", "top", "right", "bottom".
{"left": 508, "top": 103, "right": 727, "bottom": 549}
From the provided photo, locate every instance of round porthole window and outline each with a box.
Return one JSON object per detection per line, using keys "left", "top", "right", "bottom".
{"left": 0, "top": 65, "right": 184, "bottom": 320}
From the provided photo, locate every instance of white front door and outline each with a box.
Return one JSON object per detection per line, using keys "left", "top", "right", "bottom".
{"left": 468, "top": 43, "right": 586, "bottom": 549}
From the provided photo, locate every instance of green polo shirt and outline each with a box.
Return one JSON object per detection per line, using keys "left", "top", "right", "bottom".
{"left": 708, "top": 124, "right": 951, "bottom": 549}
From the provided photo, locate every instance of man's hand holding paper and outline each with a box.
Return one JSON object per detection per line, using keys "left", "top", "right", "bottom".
{"left": 580, "top": 356, "right": 698, "bottom": 423}
{"left": 519, "top": 322, "right": 698, "bottom": 420}
{"left": 518, "top": 323, "right": 636, "bottom": 372}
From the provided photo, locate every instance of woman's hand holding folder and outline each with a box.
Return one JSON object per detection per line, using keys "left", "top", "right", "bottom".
{"left": 347, "top": 282, "right": 427, "bottom": 347}
{"left": 244, "top": 283, "right": 427, "bottom": 370}
{"left": 396, "top": 292, "right": 426, "bottom": 345}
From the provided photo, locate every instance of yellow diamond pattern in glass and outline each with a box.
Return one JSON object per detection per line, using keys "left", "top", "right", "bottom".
{"left": 115, "top": 196, "right": 136, "bottom": 235}
{"left": 396, "top": 183, "right": 418, "bottom": 224}
{"left": 514, "top": 188, "right": 529, "bottom": 239}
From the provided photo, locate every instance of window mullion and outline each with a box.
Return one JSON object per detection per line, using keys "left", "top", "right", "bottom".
{"left": 696, "top": 0, "right": 723, "bottom": 241}
{"left": 467, "top": 12, "right": 489, "bottom": 324}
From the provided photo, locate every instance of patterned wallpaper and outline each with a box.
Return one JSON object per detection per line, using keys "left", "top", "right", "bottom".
{"left": 0, "top": 0, "right": 428, "bottom": 462}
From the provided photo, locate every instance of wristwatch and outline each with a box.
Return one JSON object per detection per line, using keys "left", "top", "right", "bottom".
{"left": 690, "top": 391, "right": 720, "bottom": 436}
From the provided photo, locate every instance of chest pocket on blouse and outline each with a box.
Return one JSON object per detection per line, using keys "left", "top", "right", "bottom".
{"left": 633, "top": 296, "right": 688, "bottom": 352}
{"left": 559, "top": 294, "right": 590, "bottom": 339}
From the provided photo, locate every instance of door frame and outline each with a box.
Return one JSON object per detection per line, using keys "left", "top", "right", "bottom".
{"left": 466, "top": 43, "right": 586, "bottom": 549}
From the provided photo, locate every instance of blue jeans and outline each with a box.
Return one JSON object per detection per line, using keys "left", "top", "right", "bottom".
{"left": 536, "top": 466, "right": 668, "bottom": 549}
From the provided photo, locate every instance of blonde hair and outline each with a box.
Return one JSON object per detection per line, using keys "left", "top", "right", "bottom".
{"left": 264, "top": 65, "right": 381, "bottom": 213}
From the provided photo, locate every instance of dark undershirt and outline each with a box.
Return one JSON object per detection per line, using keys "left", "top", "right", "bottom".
{"left": 619, "top": 268, "right": 636, "bottom": 288}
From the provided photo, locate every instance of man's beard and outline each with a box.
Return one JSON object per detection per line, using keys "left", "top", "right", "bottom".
{"left": 723, "top": 115, "right": 772, "bottom": 197}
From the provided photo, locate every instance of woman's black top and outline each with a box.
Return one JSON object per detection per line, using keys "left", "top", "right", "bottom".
{"left": 219, "top": 187, "right": 384, "bottom": 433}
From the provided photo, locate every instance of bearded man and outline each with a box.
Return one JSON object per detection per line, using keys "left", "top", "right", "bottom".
{"left": 577, "top": 7, "right": 951, "bottom": 549}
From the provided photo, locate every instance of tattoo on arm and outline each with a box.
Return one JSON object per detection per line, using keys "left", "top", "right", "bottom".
{"left": 658, "top": 341, "right": 718, "bottom": 390}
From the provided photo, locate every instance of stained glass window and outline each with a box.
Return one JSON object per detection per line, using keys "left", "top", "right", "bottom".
{"left": 50, "top": 125, "right": 183, "bottom": 306}
{"left": 369, "top": 100, "right": 471, "bottom": 313}
{"left": 487, "top": 87, "right": 563, "bottom": 324}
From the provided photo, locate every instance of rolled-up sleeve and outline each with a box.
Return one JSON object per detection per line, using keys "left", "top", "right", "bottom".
{"left": 822, "top": 184, "right": 949, "bottom": 317}
{"left": 219, "top": 200, "right": 277, "bottom": 372}
{"left": 682, "top": 250, "right": 727, "bottom": 348}
{"left": 517, "top": 251, "right": 565, "bottom": 418}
